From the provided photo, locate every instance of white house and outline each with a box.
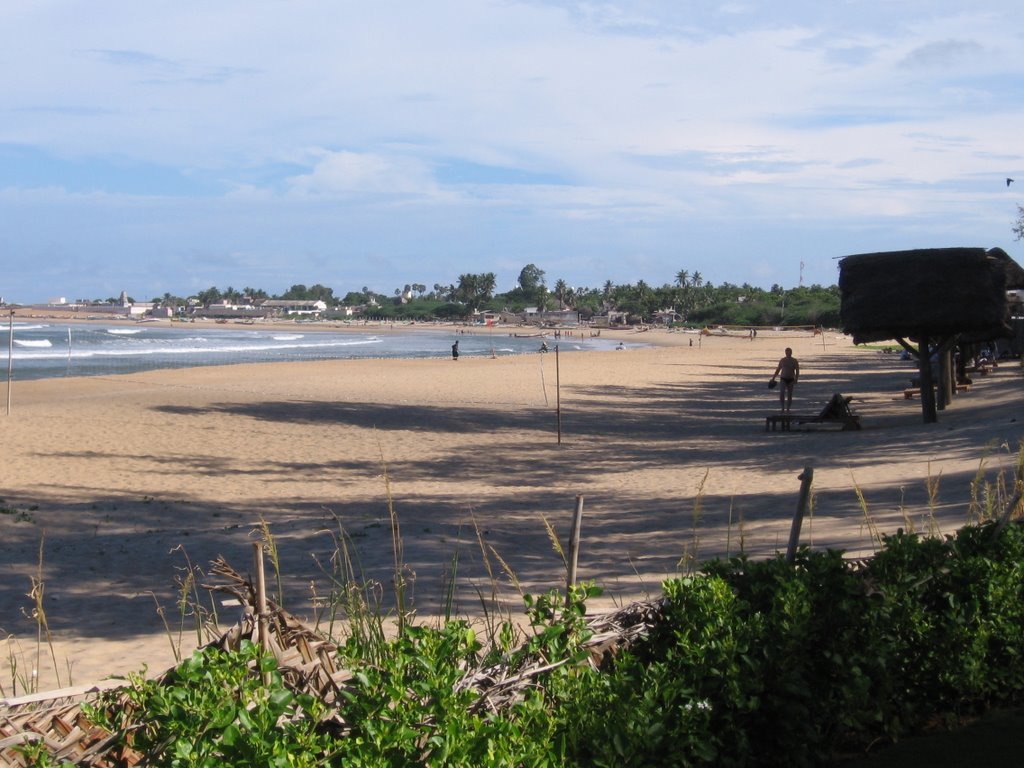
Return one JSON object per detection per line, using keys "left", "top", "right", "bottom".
{"left": 257, "top": 299, "right": 328, "bottom": 316}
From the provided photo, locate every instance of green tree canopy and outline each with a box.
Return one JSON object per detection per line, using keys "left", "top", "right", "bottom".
{"left": 454, "top": 272, "right": 497, "bottom": 312}
{"left": 517, "top": 263, "right": 546, "bottom": 297}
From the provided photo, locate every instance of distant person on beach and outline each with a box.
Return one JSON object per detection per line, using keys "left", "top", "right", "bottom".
{"left": 540, "top": 340, "right": 549, "bottom": 353}
{"left": 770, "top": 348, "right": 799, "bottom": 412}
{"left": 451, "top": 340, "right": 459, "bottom": 360}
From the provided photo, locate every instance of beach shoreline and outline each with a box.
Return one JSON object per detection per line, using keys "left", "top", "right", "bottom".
{"left": 2, "top": 330, "right": 1021, "bottom": 691}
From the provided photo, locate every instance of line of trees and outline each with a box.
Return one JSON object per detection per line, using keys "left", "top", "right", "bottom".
{"left": 148, "top": 265, "right": 842, "bottom": 327}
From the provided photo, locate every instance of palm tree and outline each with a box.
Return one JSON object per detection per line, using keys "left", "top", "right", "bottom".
{"left": 455, "top": 272, "right": 496, "bottom": 312}
{"left": 601, "top": 280, "right": 616, "bottom": 311}
{"left": 480, "top": 272, "right": 496, "bottom": 299}
{"left": 675, "top": 269, "right": 689, "bottom": 288}
{"left": 553, "top": 278, "right": 568, "bottom": 309}
{"left": 692, "top": 271, "right": 703, "bottom": 288}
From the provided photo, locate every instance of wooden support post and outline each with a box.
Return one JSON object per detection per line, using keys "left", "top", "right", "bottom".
{"left": 555, "top": 344, "right": 562, "bottom": 444}
{"left": 566, "top": 495, "right": 584, "bottom": 596}
{"left": 917, "top": 336, "right": 937, "bottom": 424}
{"left": 935, "top": 337, "right": 958, "bottom": 410}
{"left": 937, "top": 348, "right": 949, "bottom": 411}
{"left": 252, "top": 542, "right": 271, "bottom": 683}
{"left": 786, "top": 467, "right": 814, "bottom": 563}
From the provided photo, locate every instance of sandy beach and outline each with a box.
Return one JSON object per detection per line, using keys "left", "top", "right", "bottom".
{"left": 2, "top": 325, "right": 1022, "bottom": 693}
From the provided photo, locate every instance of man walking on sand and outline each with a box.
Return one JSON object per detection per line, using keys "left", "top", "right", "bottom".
{"left": 771, "top": 348, "right": 799, "bottom": 412}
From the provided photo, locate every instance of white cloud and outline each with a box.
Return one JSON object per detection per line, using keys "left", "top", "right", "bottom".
{"left": 1, "top": 0, "right": 1022, "bottom": 301}
{"left": 285, "top": 150, "right": 443, "bottom": 199}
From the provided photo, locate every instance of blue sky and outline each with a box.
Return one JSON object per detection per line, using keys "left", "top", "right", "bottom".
{"left": 2, "top": 1, "right": 1022, "bottom": 303}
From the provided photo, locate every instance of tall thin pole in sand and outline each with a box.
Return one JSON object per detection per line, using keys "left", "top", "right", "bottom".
{"left": 539, "top": 353, "right": 549, "bottom": 406}
{"left": 252, "top": 542, "right": 271, "bottom": 682}
{"left": 555, "top": 344, "right": 562, "bottom": 444}
{"left": 6, "top": 310, "right": 13, "bottom": 416}
{"left": 566, "top": 494, "right": 584, "bottom": 597}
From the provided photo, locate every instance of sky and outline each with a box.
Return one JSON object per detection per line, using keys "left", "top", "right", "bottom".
{"left": 2, "top": 1, "right": 1022, "bottom": 304}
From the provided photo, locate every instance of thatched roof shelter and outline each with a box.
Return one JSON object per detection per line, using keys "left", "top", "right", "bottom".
{"left": 839, "top": 247, "right": 1024, "bottom": 423}
{"left": 839, "top": 247, "right": 1022, "bottom": 345}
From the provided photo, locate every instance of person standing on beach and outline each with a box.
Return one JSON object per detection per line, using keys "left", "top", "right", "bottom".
{"left": 451, "top": 340, "right": 459, "bottom": 360}
{"left": 770, "top": 348, "right": 799, "bottom": 412}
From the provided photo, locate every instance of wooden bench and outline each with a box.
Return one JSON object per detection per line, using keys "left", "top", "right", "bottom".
{"left": 766, "top": 412, "right": 861, "bottom": 431}
{"left": 765, "top": 414, "right": 794, "bottom": 432}
{"left": 766, "top": 393, "right": 862, "bottom": 432}
{"left": 905, "top": 383, "right": 971, "bottom": 399}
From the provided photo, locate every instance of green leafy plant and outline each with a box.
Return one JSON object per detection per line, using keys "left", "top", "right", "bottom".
{"left": 86, "top": 641, "right": 334, "bottom": 767}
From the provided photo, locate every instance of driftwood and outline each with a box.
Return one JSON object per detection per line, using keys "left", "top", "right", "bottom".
{"left": 456, "top": 597, "right": 665, "bottom": 717}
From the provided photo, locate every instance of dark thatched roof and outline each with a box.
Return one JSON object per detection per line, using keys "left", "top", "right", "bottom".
{"left": 989, "top": 246, "right": 1024, "bottom": 289}
{"left": 839, "top": 247, "right": 1022, "bottom": 344}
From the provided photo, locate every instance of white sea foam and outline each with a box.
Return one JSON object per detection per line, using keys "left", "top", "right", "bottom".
{"left": 9, "top": 326, "right": 608, "bottom": 380}
{"left": 13, "top": 339, "right": 52, "bottom": 348}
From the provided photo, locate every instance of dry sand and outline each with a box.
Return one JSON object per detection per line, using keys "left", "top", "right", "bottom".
{"left": 1, "top": 326, "right": 1022, "bottom": 693}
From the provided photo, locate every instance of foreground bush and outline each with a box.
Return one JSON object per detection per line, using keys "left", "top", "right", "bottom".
{"left": 72, "top": 521, "right": 1024, "bottom": 767}
{"left": 562, "top": 520, "right": 1024, "bottom": 766}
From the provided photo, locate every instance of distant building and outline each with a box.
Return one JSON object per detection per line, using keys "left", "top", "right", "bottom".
{"left": 520, "top": 307, "right": 579, "bottom": 325}
{"left": 591, "top": 311, "right": 629, "bottom": 327}
{"left": 191, "top": 305, "right": 268, "bottom": 320}
{"left": 474, "top": 310, "right": 501, "bottom": 325}
{"left": 257, "top": 299, "right": 328, "bottom": 317}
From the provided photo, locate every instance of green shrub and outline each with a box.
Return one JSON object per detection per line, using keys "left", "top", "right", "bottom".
{"left": 86, "top": 641, "right": 334, "bottom": 767}
{"left": 77, "top": 522, "right": 1024, "bottom": 767}
{"left": 559, "top": 525, "right": 1024, "bottom": 767}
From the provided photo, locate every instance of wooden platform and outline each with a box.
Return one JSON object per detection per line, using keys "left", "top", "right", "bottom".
{"left": 766, "top": 413, "right": 861, "bottom": 432}
{"left": 765, "top": 414, "right": 795, "bottom": 432}
{"left": 766, "top": 393, "right": 862, "bottom": 432}
{"left": 904, "top": 383, "right": 971, "bottom": 399}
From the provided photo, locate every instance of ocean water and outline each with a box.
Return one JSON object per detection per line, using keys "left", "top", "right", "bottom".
{"left": 0, "top": 322, "right": 622, "bottom": 381}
